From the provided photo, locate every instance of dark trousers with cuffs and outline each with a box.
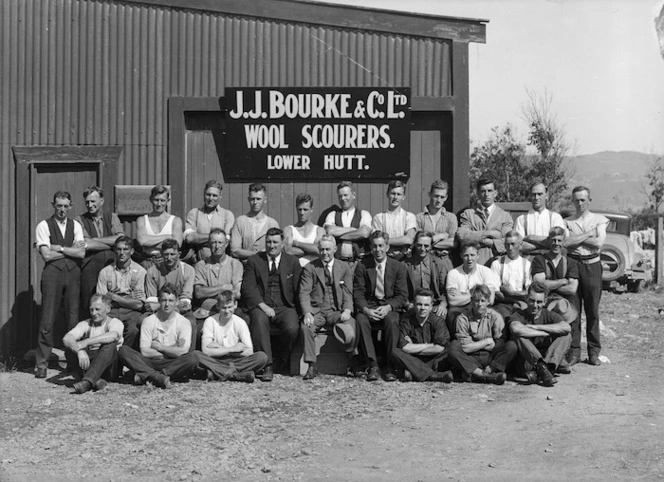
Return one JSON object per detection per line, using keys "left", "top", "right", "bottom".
{"left": 202, "top": 352, "right": 268, "bottom": 379}
{"left": 36, "top": 264, "right": 81, "bottom": 369}
{"left": 389, "top": 349, "right": 448, "bottom": 381}
{"left": 302, "top": 312, "right": 356, "bottom": 364}
{"left": 248, "top": 306, "right": 299, "bottom": 366}
{"left": 355, "top": 309, "right": 400, "bottom": 369}
{"left": 118, "top": 346, "right": 200, "bottom": 382}
{"left": 574, "top": 261, "right": 602, "bottom": 356}
{"left": 69, "top": 342, "right": 119, "bottom": 385}
{"left": 446, "top": 339, "right": 517, "bottom": 376}
{"left": 513, "top": 333, "right": 572, "bottom": 375}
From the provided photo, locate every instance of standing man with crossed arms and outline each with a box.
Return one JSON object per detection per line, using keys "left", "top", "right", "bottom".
{"left": 514, "top": 181, "right": 567, "bottom": 255}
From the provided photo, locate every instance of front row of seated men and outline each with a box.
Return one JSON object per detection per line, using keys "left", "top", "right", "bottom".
{"left": 63, "top": 224, "right": 577, "bottom": 393}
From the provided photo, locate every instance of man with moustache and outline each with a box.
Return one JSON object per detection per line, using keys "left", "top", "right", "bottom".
{"left": 75, "top": 186, "right": 124, "bottom": 317}
{"left": 457, "top": 178, "right": 513, "bottom": 265}
{"left": 184, "top": 180, "right": 235, "bottom": 262}
{"left": 241, "top": 228, "right": 301, "bottom": 381}
{"left": 231, "top": 183, "right": 279, "bottom": 261}
{"left": 353, "top": 231, "right": 408, "bottom": 382}
{"left": 299, "top": 235, "right": 357, "bottom": 380}
{"left": 34, "top": 191, "right": 86, "bottom": 378}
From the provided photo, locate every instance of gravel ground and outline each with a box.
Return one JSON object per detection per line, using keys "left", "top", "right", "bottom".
{"left": 2, "top": 290, "right": 664, "bottom": 481}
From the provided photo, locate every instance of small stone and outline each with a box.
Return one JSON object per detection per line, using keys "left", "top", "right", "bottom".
{"left": 488, "top": 462, "right": 496, "bottom": 468}
{"left": 261, "top": 466, "right": 271, "bottom": 473}
{"left": 301, "top": 449, "right": 312, "bottom": 456}
{"left": 81, "top": 453, "right": 92, "bottom": 459}
{"left": 546, "top": 396, "right": 553, "bottom": 401}
{"left": 544, "top": 448, "right": 553, "bottom": 453}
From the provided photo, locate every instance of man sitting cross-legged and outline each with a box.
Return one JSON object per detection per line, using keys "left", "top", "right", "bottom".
{"left": 63, "top": 294, "right": 123, "bottom": 394}
{"left": 489, "top": 231, "right": 532, "bottom": 319}
{"left": 389, "top": 288, "right": 453, "bottom": 383}
{"left": 200, "top": 290, "right": 268, "bottom": 383}
{"left": 446, "top": 285, "right": 517, "bottom": 385}
{"left": 509, "top": 281, "right": 572, "bottom": 387}
{"left": 299, "top": 235, "right": 357, "bottom": 381}
{"left": 118, "top": 284, "right": 200, "bottom": 388}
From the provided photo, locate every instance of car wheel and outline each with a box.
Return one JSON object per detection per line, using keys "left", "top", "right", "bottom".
{"left": 600, "top": 245, "right": 626, "bottom": 282}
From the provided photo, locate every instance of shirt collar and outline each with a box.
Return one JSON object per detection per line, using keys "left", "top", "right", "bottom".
{"left": 424, "top": 205, "right": 447, "bottom": 216}
{"left": 324, "top": 259, "right": 335, "bottom": 270}
{"left": 269, "top": 253, "right": 282, "bottom": 266}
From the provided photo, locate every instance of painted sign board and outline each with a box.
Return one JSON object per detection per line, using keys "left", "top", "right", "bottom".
{"left": 224, "top": 87, "right": 411, "bottom": 181}
{"left": 115, "top": 185, "right": 171, "bottom": 215}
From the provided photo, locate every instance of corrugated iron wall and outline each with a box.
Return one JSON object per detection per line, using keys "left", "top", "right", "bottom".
{"left": 0, "top": 0, "right": 452, "bottom": 354}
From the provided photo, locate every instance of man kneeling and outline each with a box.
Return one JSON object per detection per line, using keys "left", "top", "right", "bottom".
{"left": 63, "top": 294, "right": 123, "bottom": 394}
{"left": 446, "top": 285, "right": 516, "bottom": 385}
{"left": 118, "top": 283, "right": 199, "bottom": 388}
{"left": 389, "top": 288, "right": 453, "bottom": 383}
{"left": 509, "top": 281, "right": 572, "bottom": 387}
{"left": 200, "top": 290, "right": 268, "bottom": 383}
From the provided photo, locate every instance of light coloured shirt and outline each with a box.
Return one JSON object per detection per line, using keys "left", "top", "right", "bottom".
{"left": 455, "top": 308, "right": 505, "bottom": 346}
{"left": 35, "top": 218, "right": 85, "bottom": 248}
{"left": 202, "top": 314, "right": 253, "bottom": 351}
{"left": 565, "top": 212, "right": 609, "bottom": 257}
{"left": 371, "top": 207, "right": 417, "bottom": 239}
{"left": 184, "top": 205, "right": 235, "bottom": 259}
{"left": 446, "top": 265, "right": 500, "bottom": 298}
{"left": 66, "top": 316, "right": 124, "bottom": 351}
{"left": 416, "top": 207, "right": 458, "bottom": 237}
{"left": 514, "top": 209, "right": 567, "bottom": 238}
{"left": 490, "top": 255, "right": 532, "bottom": 291}
{"left": 230, "top": 214, "right": 279, "bottom": 255}
{"left": 140, "top": 312, "right": 192, "bottom": 354}
{"left": 75, "top": 213, "right": 124, "bottom": 238}
{"left": 96, "top": 261, "right": 147, "bottom": 300}
{"left": 194, "top": 256, "right": 243, "bottom": 300}
{"left": 324, "top": 208, "right": 373, "bottom": 259}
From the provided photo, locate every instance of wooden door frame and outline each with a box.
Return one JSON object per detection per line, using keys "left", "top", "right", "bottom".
{"left": 13, "top": 146, "right": 122, "bottom": 351}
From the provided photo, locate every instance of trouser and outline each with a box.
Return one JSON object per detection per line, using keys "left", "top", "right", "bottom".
{"left": 574, "top": 261, "right": 602, "bottom": 356}
{"left": 202, "top": 351, "right": 268, "bottom": 379}
{"left": 118, "top": 345, "right": 200, "bottom": 382}
{"left": 248, "top": 306, "right": 299, "bottom": 366}
{"left": 355, "top": 309, "right": 400, "bottom": 369}
{"left": 193, "top": 307, "right": 248, "bottom": 351}
{"left": 302, "top": 311, "right": 357, "bottom": 363}
{"left": 446, "top": 339, "right": 517, "bottom": 376}
{"left": 513, "top": 333, "right": 572, "bottom": 374}
{"left": 79, "top": 253, "right": 114, "bottom": 319}
{"left": 109, "top": 307, "right": 144, "bottom": 350}
{"left": 389, "top": 349, "right": 448, "bottom": 381}
{"left": 36, "top": 264, "right": 81, "bottom": 369}
{"left": 69, "top": 342, "right": 119, "bottom": 385}
{"left": 446, "top": 304, "right": 470, "bottom": 340}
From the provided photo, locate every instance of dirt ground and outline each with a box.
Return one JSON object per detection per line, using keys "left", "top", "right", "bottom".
{"left": 2, "top": 290, "right": 664, "bottom": 481}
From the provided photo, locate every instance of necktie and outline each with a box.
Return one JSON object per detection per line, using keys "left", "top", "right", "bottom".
{"left": 375, "top": 263, "right": 385, "bottom": 300}
{"left": 94, "top": 217, "right": 104, "bottom": 237}
{"left": 270, "top": 259, "right": 277, "bottom": 275}
{"left": 325, "top": 263, "right": 333, "bottom": 285}
{"left": 478, "top": 207, "right": 488, "bottom": 224}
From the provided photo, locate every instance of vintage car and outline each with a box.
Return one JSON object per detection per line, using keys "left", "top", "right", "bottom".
{"left": 596, "top": 212, "right": 653, "bottom": 292}
{"left": 499, "top": 203, "right": 653, "bottom": 292}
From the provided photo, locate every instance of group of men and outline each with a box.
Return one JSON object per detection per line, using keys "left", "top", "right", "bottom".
{"left": 35, "top": 176, "right": 607, "bottom": 392}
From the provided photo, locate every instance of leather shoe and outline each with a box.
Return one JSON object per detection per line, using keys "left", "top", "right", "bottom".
{"left": 427, "top": 370, "right": 454, "bottom": 383}
{"left": 206, "top": 369, "right": 215, "bottom": 381}
{"left": 470, "top": 371, "right": 506, "bottom": 385}
{"left": 152, "top": 374, "right": 171, "bottom": 389}
{"left": 95, "top": 379, "right": 109, "bottom": 391}
{"left": 536, "top": 363, "right": 556, "bottom": 387}
{"left": 557, "top": 364, "right": 572, "bottom": 375}
{"left": 524, "top": 371, "right": 538, "bottom": 384}
{"left": 303, "top": 364, "right": 317, "bottom": 381}
{"left": 35, "top": 367, "right": 47, "bottom": 379}
{"left": 366, "top": 366, "right": 380, "bottom": 382}
{"left": 383, "top": 370, "right": 397, "bottom": 382}
{"left": 402, "top": 369, "right": 413, "bottom": 382}
{"left": 567, "top": 356, "right": 581, "bottom": 367}
{"left": 588, "top": 354, "right": 601, "bottom": 366}
{"left": 261, "top": 365, "right": 274, "bottom": 382}
{"left": 134, "top": 373, "right": 145, "bottom": 385}
{"left": 232, "top": 371, "right": 255, "bottom": 383}
{"left": 73, "top": 380, "right": 93, "bottom": 394}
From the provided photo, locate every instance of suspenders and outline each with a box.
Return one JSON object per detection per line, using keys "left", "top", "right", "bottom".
{"left": 499, "top": 255, "right": 528, "bottom": 289}
{"left": 525, "top": 210, "right": 554, "bottom": 236}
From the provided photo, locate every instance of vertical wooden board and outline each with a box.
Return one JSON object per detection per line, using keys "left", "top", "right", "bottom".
{"left": 407, "top": 130, "right": 423, "bottom": 214}
{"left": 421, "top": 130, "right": 441, "bottom": 209}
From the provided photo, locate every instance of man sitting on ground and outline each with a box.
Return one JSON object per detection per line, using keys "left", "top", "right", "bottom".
{"left": 299, "top": 235, "right": 357, "bottom": 381}
{"left": 200, "top": 290, "right": 268, "bottom": 383}
{"left": 446, "top": 285, "right": 516, "bottom": 385}
{"left": 389, "top": 288, "right": 453, "bottom": 383}
{"left": 490, "top": 231, "right": 532, "bottom": 319}
{"left": 63, "top": 294, "right": 124, "bottom": 394}
{"left": 509, "top": 282, "right": 572, "bottom": 387}
{"left": 118, "top": 284, "right": 200, "bottom": 388}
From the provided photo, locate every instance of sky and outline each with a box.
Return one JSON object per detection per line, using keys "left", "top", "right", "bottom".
{"left": 318, "top": 0, "right": 664, "bottom": 155}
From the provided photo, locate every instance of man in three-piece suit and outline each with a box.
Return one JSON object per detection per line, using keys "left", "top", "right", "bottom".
{"left": 353, "top": 230, "right": 408, "bottom": 382}
{"left": 241, "top": 227, "right": 302, "bottom": 381}
{"left": 299, "top": 235, "right": 357, "bottom": 380}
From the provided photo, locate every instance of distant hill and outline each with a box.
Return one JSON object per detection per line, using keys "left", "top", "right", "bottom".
{"left": 567, "top": 151, "right": 659, "bottom": 211}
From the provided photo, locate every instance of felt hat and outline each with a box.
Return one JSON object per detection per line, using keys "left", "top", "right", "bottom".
{"left": 193, "top": 299, "right": 217, "bottom": 319}
{"left": 333, "top": 319, "right": 358, "bottom": 352}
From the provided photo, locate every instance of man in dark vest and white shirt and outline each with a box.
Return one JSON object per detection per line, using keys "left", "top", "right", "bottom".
{"left": 75, "top": 186, "right": 124, "bottom": 318}
{"left": 324, "top": 181, "right": 372, "bottom": 270}
{"left": 34, "top": 191, "right": 86, "bottom": 378}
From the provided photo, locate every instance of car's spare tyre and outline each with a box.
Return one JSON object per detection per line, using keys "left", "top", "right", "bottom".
{"left": 600, "top": 244, "right": 626, "bottom": 282}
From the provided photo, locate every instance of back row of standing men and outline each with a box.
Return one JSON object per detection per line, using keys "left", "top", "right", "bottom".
{"left": 34, "top": 177, "right": 607, "bottom": 388}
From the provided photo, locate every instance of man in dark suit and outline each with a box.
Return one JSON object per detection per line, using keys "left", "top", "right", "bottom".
{"left": 241, "top": 227, "right": 302, "bottom": 381}
{"left": 299, "top": 234, "right": 356, "bottom": 380}
{"left": 353, "top": 230, "right": 408, "bottom": 382}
